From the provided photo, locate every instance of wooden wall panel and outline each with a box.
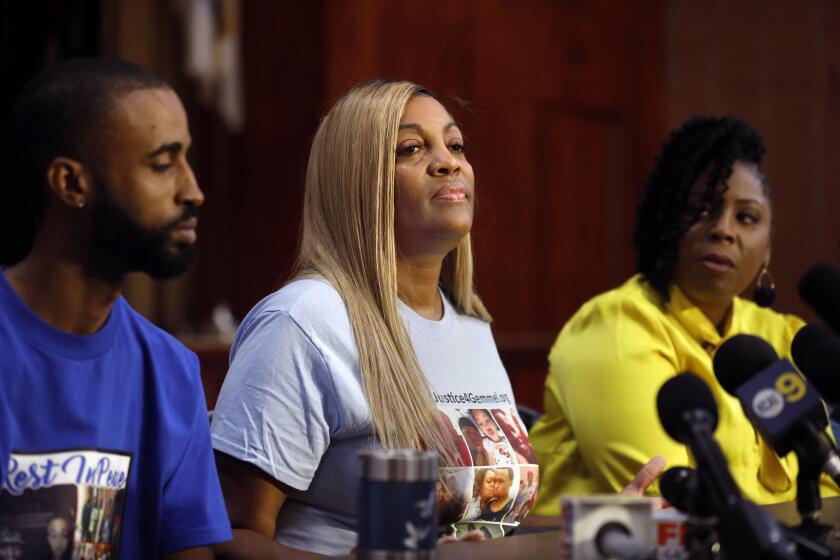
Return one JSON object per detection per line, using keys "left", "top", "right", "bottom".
{"left": 186, "top": 0, "right": 664, "bottom": 409}
{"left": 665, "top": 0, "right": 840, "bottom": 322}
{"left": 198, "top": 1, "right": 326, "bottom": 320}
{"left": 533, "top": 111, "right": 625, "bottom": 327}
{"left": 96, "top": 0, "right": 834, "bottom": 411}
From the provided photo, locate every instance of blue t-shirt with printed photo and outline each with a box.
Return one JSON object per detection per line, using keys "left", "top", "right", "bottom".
{"left": 0, "top": 273, "right": 231, "bottom": 558}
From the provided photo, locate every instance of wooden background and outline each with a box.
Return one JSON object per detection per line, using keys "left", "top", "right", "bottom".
{"left": 3, "top": 0, "right": 839, "bottom": 410}
{"left": 189, "top": 0, "right": 664, "bottom": 409}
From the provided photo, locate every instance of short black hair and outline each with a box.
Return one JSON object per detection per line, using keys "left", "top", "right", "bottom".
{"left": 1, "top": 57, "right": 168, "bottom": 265}
{"left": 633, "top": 116, "right": 768, "bottom": 301}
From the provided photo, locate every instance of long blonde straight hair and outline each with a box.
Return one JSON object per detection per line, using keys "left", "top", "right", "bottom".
{"left": 294, "top": 80, "right": 491, "bottom": 464}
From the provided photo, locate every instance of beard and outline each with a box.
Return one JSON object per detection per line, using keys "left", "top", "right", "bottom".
{"left": 88, "top": 187, "right": 199, "bottom": 280}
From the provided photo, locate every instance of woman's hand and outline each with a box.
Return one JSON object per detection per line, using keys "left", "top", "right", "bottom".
{"left": 620, "top": 455, "right": 666, "bottom": 496}
{"left": 620, "top": 455, "right": 667, "bottom": 510}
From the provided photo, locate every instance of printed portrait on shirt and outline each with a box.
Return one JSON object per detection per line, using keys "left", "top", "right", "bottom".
{"left": 490, "top": 408, "right": 537, "bottom": 464}
{"left": 435, "top": 410, "right": 472, "bottom": 466}
{"left": 504, "top": 465, "right": 539, "bottom": 524}
{"left": 466, "top": 409, "right": 516, "bottom": 466}
{"left": 456, "top": 416, "right": 492, "bottom": 467}
{"left": 436, "top": 468, "right": 472, "bottom": 526}
{"left": 434, "top": 407, "right": 537, "bottom": 536}
{"left": 0, "top": 484, "right": 75, "bottom": 559}
{"left": 0, "top": 450, "right": 130, "bottom": 559}
{"left": 474, "top": 466, "right": 517, "bottom": 523}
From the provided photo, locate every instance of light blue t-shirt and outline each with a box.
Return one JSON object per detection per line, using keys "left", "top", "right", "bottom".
{"left": 211, "top": 278, "right": 539, "bottom": 555}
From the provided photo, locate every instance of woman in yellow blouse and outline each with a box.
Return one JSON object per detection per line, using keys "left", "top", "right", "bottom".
{"left": 529, "top": 116, "right": 838, "bottom": 515}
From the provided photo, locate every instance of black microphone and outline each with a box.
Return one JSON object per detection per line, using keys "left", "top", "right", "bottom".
{"left": 659, "top": 466, "right": 723, "bottom": 560}
{"left": 713, "top": 334, "right": 840, "bottom": 475}
{"left": 659, "top": 466, "right": 715, "bottom": 518}
{"left": 657, "top": 373, "right": 795, "bottom": 560}
{"left": 802, "top": 334, "right": 840, "bottom": 411}
{"left": 799, "top": 264, "right": 840, "bottom": 335}
{"left": 791, "top": 323, "right": 835, "bottom": 373}
{"left": 713, "top": 334, "right": 840, "bottom": 521}
{"left": 657, "top": 374, "right": 744, "bottom": 507}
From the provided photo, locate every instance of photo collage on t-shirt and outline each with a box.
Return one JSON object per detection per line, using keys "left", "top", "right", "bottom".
{"left": 0, "top": 450, "right": 130, "bottom": 559}
{"left": 435, "top": 407, "right": 540, "bottom": 538}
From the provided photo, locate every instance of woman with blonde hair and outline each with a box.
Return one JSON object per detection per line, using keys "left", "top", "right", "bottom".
{"left": 210, "top": 80, "right": 539, "bottom": 556}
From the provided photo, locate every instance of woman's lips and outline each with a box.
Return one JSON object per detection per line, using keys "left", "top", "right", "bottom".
{"left": 700, "top": 254, "right": 735, "bottom": 272}
{"left": 433, "top": 184, "right": 467, "bottom": 201}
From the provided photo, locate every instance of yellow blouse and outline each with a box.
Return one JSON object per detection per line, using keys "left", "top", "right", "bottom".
{"left": 529, "top": 275, "right": 838, "bottom": 515}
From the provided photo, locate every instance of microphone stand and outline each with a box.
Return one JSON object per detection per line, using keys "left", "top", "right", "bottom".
{"left": 685, "top": 412, "right": 796, "bottom": 560}
{"left": 788, "top": 424, "right": 835, "bottom": 559}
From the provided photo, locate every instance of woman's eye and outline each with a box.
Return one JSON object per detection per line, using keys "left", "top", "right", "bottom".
{"left": 449, "top": 142, "right": 467, "bottom": 154}
{"left": 151, "top": 162, "right": 172, "bottom": 173}
{"left": 397, "top": 144, "right": 421, "bottom": 156}
{"left": 738, "top": 212, "right": 759, "bottom": 224}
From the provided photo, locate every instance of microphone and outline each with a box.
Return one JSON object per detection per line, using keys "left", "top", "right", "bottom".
{"left": 657, "top": 374, "right": 743, "bottom": 507}
{"left": 656, "top": 373, "right": 796, "bottom": 560}
{"left": 659, "top": 466, "right": 720, "bottom": 559}
{"left": 799, "top": 264, "right": 840, "bottom": 335}
{"left": 791, "top": 323, "right": 835, "bottom": 372}
{"left": 595, "top": 522, "right": 654, "bottom": 560}
{"left": 562, "top": 495, "right": 693, "bottom": 559}
{"left": 714, "top": 334, "right": 840, "bottom": 526}
{"left": 713, "top": 334, "right": 840, "bottom": 481}
{"left": 560, "top": 495, "right": 657, "bottom": 560}
{"left": 659, "top": 466, "right": 715, "bottom": 518}
{"left": 801, "top": 334, "right": 840, "bottom": 413}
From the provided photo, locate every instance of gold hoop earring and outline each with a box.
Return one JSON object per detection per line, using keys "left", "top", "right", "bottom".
{"left": 753, "top": 264, "right": 776, "bottom": 307}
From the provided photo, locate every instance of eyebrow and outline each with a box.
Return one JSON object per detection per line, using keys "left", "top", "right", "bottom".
{"left": 398, "top": 122, "right": 459, "bottom": 133}
{"left": 146, "top": 142, "right": 183, "bottom": 159}
{"left": 735, "top": 198, "right": 766, "bottom": 207}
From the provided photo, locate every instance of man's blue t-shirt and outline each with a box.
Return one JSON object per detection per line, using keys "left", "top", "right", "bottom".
{"left": 0, "top": 274, "right": 231, "bottom": 557}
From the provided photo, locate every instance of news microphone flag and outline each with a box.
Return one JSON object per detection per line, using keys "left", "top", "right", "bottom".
{"left": 733, "top": 358, "right": 827, "bottom": 456}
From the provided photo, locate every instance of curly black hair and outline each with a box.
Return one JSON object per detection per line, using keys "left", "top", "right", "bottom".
{"left": 1, "top": 57, "right": 168, "bottom": 266}
{"left": 633, "top": 116, "right": 769, "bottom": 301}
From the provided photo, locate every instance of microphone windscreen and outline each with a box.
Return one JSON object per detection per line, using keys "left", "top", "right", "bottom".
{"left": 659, "top": 466, "right": 716, "bottom": 517}
{"left": 713, "top": 334, "right": 778, "bottom": 395}
{"left": 803, "top": 335, "right": 840, "bottom": 404}
{"left": 659, "top": 466, "right": 696, "bottom": 513}
{"left": 799, "top": 264, "right": 840, "bottom": 332}
{"left": 791, "top": 323, "right": 834, "bottom": 371}
{"left": 657, "top": 373, "right": 718, "bottom": 443}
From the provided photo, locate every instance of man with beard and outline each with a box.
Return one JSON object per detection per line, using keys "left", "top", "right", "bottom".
{"left": 0, "top": 58, "right": 231, "bottom": 558}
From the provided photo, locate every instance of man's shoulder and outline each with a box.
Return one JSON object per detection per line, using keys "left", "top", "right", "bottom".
{"left": 120, "top": 298, "right": 196, "bottom": 357}
{"left": 118, "top": 297, "right": 200, "bottom": 386}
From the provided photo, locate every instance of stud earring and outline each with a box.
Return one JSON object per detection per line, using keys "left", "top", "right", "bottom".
{"left": 76, "top": 201, "right": 85, "bottom": 209}
{"left": 753, "top": 264, "right": 776, "bottom": 307}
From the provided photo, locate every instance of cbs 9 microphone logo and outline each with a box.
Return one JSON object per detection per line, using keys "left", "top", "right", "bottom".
{"left": 751, "top": 372, "right": 806, "bottom": 419}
